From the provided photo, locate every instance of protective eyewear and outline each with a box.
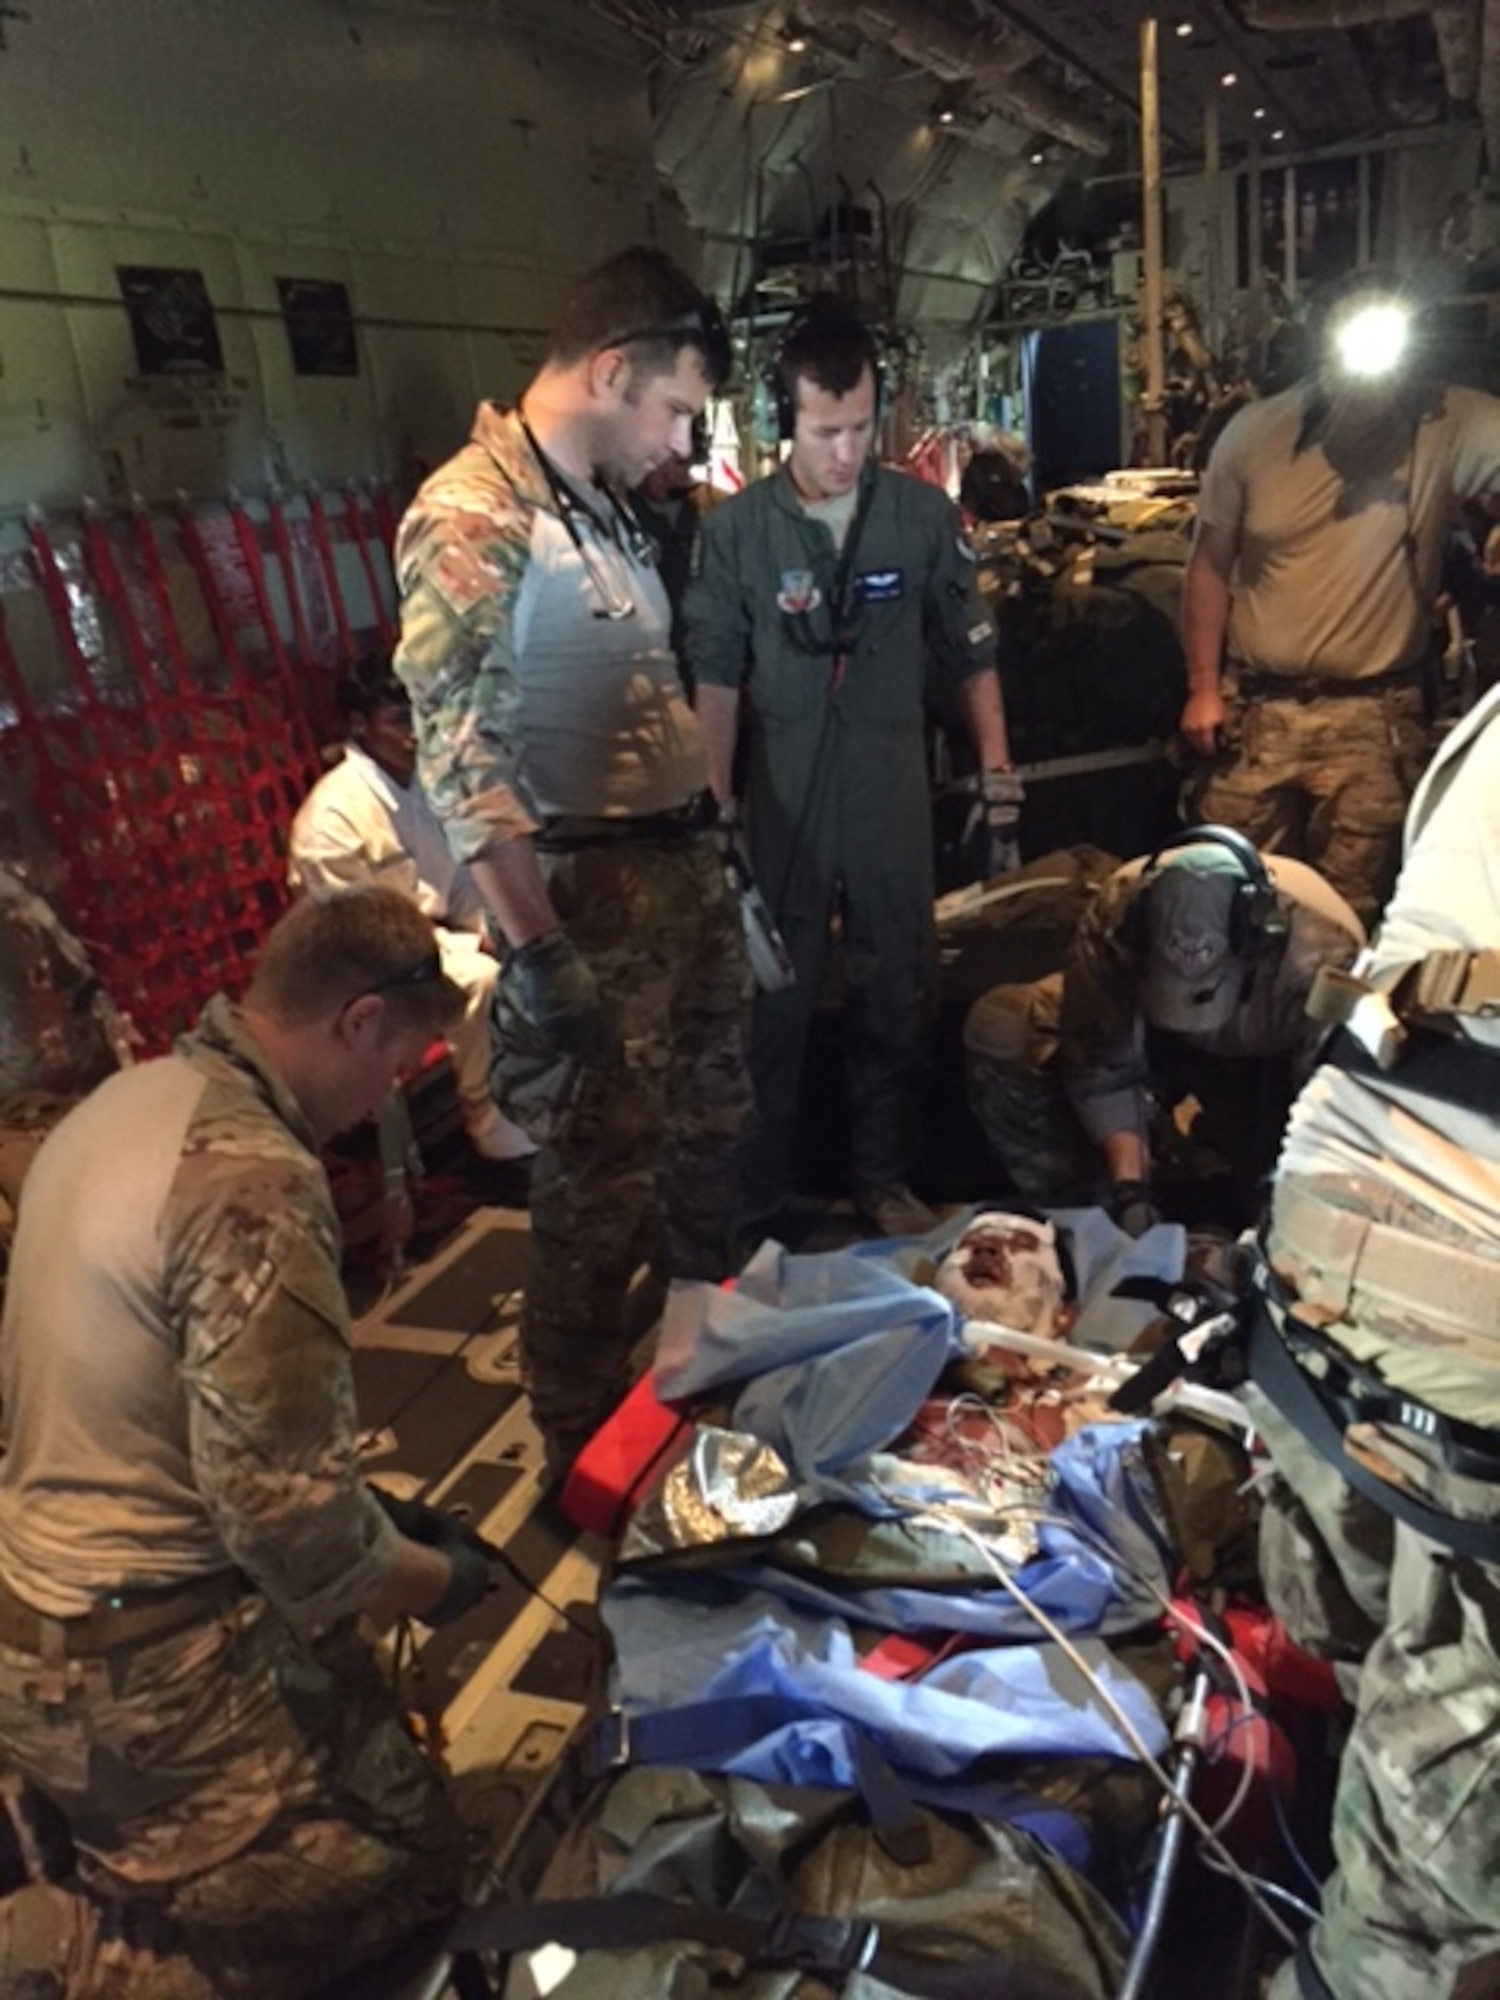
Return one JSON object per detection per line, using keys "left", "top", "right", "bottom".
{"left": 603, "top": 300, "right": 732, "bottom": 387}
{"left": 359, "top": 951, "right": 444, "bottom": 999}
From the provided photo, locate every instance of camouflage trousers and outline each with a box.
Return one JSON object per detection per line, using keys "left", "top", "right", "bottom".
{"left": 1249, "top": 1176, "right": 1500, "bottom": 2000}
{"left": 0, "top": 1595, "right": 466, "bottom": 1997}
{"left": 961, "top": 974, "right": 1105, "bottom": 1208}
{"left": 1187, "top": 674, "right": 1432, "bottom": 930}
{"left": 492, "top": 834, "right": 752, "bottom": 1471}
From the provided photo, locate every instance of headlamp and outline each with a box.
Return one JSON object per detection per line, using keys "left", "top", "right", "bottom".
{"left": 1328, "top": 299, "right": 1412, "bottom": 383}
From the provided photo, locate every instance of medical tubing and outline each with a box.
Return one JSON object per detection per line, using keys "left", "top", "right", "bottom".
{"left": 1006, "top": 1500, "right": 1262, "bottom": 1845}
{"left": 1114, "top": 1665, "right": 1212, "bottom": 2000}
{"left": 902, "top": 1499, "right": 1295, "bottom": 1947}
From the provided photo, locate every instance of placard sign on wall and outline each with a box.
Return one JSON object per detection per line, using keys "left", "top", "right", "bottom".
{"left": 277, "top": 277, "right": 359, "bottom": 377}
{"left": 116, "top": 266, "right": 225, "bottom": 376}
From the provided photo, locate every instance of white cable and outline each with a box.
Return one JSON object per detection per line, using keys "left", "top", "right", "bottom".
{"left": 1197, "top": 1851, "right": 1321, "bottom": 1926}
{"left": 1005, "top": 1501, "right": 1263, "bottom": 1844}
{"left": 891, "top": 1493, "right": 1297, "bottom": 1948}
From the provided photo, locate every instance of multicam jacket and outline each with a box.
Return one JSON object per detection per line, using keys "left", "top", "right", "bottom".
{"left": 393, "top": 401, "right": 706, "bottom": 864}
{"left": 0, "top": 996, "right": 397, "bottom": 1625}
{"left": 0, "top": 863, "right": 124, "bottom": 1100}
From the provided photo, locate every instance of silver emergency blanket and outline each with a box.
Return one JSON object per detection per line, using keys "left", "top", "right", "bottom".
{"left": 619, "top": 1425, "right": 801, "bottom": 1563}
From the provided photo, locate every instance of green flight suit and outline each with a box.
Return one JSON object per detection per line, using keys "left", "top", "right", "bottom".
{"left": 685, "top": 464, "right": 997, "bottom": 1218}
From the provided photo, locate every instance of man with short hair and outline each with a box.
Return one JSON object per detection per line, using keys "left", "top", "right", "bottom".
{"left": 684, "top": 297, "right": 1019, "bottom": 1243}
{"left": 0, "top": 886, "right": 487, "bottom": 1997}
{"left": 288, "top": 652, "right": 535, "bottom": 1196}
{"left": 963, "top": 830, "right": 1365, "bottom": 1231}
{"left": 393, "top": 246, "right": 752, "bottom": 1482}
{"left": 1180, "top": 272, "right": 1500, "bottom": 925}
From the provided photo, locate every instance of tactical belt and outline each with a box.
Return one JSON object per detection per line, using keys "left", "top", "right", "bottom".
{"left": 1245, "top": 1259, "right": 1500, "bottom": 1561}
{"left": 0, "top": 1568, "right": 248, "bottom": 1656}
{"left": 1231, "top": 660, "right": 1423, "bottom": 703}
{"left": 535, "top": 791, "right": 717, "bottom": 855}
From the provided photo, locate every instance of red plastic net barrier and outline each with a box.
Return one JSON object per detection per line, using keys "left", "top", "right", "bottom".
{"left": 0, "top": 489, "right": 392, "bottom": 1052}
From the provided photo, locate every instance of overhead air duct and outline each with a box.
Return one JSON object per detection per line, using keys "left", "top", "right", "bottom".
{"left": 1482, "top": 0, "right": 1500, "bottom": 170}
{"left": 800, "top": 0, "right": 1112, "bottom": 156}
{"left": 1238, "top": 0, "right": 1480, "bottom": 103}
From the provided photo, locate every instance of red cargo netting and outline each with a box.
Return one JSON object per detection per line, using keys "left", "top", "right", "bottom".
{"left": 0, "top": 487, "right": 397, "bottom": 1050}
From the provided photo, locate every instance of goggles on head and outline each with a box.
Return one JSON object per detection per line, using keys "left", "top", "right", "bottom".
{"left": 602, "top": 299, "right": 733, "bottom": 388}
{"left": 360, "top": 950, "right": 443, "bottom": 1000}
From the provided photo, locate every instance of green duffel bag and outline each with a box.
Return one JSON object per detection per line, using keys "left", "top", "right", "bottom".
{"left": 489, "top": 1764, "right": 1130, "bottom": 2000}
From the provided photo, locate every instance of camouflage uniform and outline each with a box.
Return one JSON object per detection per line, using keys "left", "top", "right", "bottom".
{"left": 1189, "top": 670, "right": 1430, "bottom": 932}
{"left": 394, "top": 404, "right": 751, "bottom": 1469}
{"left": 1250, "top": 687, "right": 1500, "bottom": 2000}
{"left": 0, "top": 998, "right": 465, "bottom": 1997}
{"left": 1187, "top": 383, "right": 1500, "bottom": 926}
{"left": 963, "top": 852, "right": 1363, "bottom": 1215}
{"left": 0, "top": 865, "right": 126, "bottom": 1223}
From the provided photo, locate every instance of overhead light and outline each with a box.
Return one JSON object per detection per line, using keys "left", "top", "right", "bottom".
{"left": 780, "top": 16, "right": 808, "bottom": 52}
{"left": 1220, "top": 70, "right": 1237, "bottom": 86}
{"left": 1270, "top": 126, "right": 1285, "bottom": 141}
{"left": 1030, "top": 149, "right": 1046, "bottom": 165}
{"left": 1175, "top": 19, "right": 1193, "bottom": 37}
{"left": 1253, "top": 105, "right": 1266, "bottom": 119}
{"left": 933, "top": 85, "right": 979, "bottom": 130}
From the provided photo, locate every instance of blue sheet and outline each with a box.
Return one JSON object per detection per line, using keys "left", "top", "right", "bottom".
{"left": 618, "top": 1226, "right": 1186, "bottom": 1800}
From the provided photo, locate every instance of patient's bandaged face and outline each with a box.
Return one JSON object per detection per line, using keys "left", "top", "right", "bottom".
{"left": 933, "top": 1212, "right": 1067, "bottom": 1339}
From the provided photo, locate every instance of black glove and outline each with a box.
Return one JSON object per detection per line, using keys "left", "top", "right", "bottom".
{"left": 425, "top": 1537, "right": 492, "bottom": 1627}
{"left": 504, "top": 929, "right": 613, "bottom": 1062}
{"left": 1109, "top": 1178, "right": 1163, "bottom": 1238}
{"left": 373, "top": 1489, "right": 456, "bottom": 1547}
{"left": 371, "top": 1488, "right": 496, "bottom": 1627}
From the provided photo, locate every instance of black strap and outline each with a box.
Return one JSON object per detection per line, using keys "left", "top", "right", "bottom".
{"left": 589, "top": 1698, "right": 930, "bottom": 1867}
{"left": 585, "top": 1698, "right": 1090, "bottom": 1872}
{"left": 449, "top": 1891, "right": 1081, "bottom": 1999}
{"left": 1273, "top": 1303, "right": 1500, "bottom": 1480}
{"left": 764, "top": 472, "right": 884, "bottom": 923}
{"left": 1245, "top": 1279, "right": 1500, "bottom": 1562}
{"left": 1323, "top": 1025, "right": 1500, "bottom": 1118}
{"left": 779, "top": 470, "right": 880, "bottom": 664}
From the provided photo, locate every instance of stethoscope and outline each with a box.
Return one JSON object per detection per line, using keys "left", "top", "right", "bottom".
{"left": 517, "top": 407, "right": 657, "bottom": 621}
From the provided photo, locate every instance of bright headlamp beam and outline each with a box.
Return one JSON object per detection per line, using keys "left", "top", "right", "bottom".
{"left": 1332, "top": 302, "right": 1411, "bottom": 381}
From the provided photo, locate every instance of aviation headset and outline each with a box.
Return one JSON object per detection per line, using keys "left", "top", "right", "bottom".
{"left": 1118, "top": 824, "right": 1289, "bottom": 962}
{"left": 768, "top": 296, "right": 885, "bottom": 442}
